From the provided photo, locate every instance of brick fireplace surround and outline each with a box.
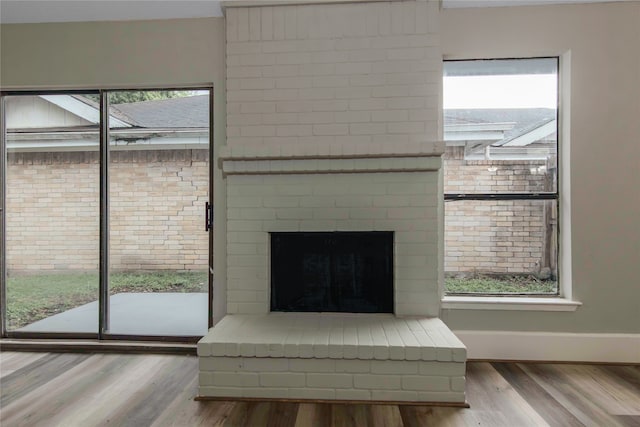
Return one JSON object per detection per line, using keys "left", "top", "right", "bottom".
{"left": 198, "top": 0, "right": 467, "bottom": 404}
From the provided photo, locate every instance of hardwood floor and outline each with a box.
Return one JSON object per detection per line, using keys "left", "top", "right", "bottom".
{"left": 1, "top": 352, "right": 638, "bottom": 426}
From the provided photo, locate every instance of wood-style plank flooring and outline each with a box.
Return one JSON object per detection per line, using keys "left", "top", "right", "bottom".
{"left": 1, "top": 352, "right": 638, "bottom": 426}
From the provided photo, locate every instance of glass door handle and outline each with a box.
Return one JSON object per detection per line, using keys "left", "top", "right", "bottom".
{"left": 205, "top": 201, "right": 213, "bottom": 231}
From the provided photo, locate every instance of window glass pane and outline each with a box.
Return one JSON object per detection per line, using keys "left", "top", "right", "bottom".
{"left": 4, "top": 94, "right": 99, "bottom": 332}
{"left": 444, "top": 58, "right": 558, "bottom": 193}
{"left": 444, "top": 199, "right": 558, "bottom": 295}
{"left": 107, "top": 90, "right": 209, "bottom": 336}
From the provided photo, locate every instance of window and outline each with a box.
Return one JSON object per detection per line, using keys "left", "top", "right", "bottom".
{"left": 443, "top": 58, "right": 559, "bottom": 295}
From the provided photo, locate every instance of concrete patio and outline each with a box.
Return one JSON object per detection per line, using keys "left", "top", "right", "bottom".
{"left": 19, "top": 292, "right": 209, "bottom": 336}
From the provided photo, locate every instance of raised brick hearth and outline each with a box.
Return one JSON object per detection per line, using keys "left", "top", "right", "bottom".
{"left": 199, "top": 314, "right": 466, "bottom": 402}
{"left": 198, "top": 0, "right": 467, "bottom": 404}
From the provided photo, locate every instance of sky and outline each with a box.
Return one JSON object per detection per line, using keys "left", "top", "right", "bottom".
{"left": 443, "top": 74, "right": 558, "bottom": 109}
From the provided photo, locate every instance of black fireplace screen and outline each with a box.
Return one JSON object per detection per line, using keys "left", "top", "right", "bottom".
{"left": 270, "top": 232, "right": 394, "bottom": 313}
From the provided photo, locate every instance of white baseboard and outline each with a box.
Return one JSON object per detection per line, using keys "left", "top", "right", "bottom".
{"left": 454, "top": 330, "right": 640, "bottom": 364}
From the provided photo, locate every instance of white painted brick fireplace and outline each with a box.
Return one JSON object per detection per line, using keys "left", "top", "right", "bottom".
{"left": 198, "top": 0, "right": 467, "bottom": 404}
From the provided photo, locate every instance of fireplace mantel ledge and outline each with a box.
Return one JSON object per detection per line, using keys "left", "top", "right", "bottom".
{"left": 219, "top": 141, "right": 445, "bottom": 161}
{"left": 219, "top": 141, "right": 444, "bottom": 175}
{"left": 222, "top": 0, "right": 403, "bottom": 11}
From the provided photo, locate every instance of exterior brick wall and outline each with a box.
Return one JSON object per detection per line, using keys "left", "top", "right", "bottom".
{"left": 6, "top": 149, "right": 554, "bottom": 277}
{"left": 443, "top": 147, "right": 556, "bottom": 275}
{"left": 6, "top": 149, "right": 209, "bottom": 273}
{"left": 110, "top": 150, "right": 209, "bottom": 272}
{"left": 6, "top": 152, "right": 100, "bottom": 273}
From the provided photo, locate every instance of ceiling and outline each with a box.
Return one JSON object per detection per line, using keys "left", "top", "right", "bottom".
{"left": 0, "top": 0, "right": 627, "bottom": 24}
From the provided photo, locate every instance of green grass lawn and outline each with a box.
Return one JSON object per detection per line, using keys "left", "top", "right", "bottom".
{"left": 445, "top": 275, "right": 557, "bottom": 295}
{"left": 6, "top": 270, "right": 556, "bottom": 330}
{"left": 6, "top": 271, "right": 207, "bottom": 330}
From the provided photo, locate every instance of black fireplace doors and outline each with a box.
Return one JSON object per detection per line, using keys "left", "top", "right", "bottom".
{"left": 270, "top": 232, "right": 393, "bottom": 313}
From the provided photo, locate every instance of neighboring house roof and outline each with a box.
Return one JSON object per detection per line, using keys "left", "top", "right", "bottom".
{"left": 6, "top": 94, "right": 209, "bottom": 152}
{"left": 69, "top": 95, "right": 136, "bottom": 127}
{"left": 6, "top": 94, "right": 209, "bottom": 131}
{"left": 494, "top": 117, "right": 556, "bottom": 147}
{"left": 8, "top": 95, "right": 552, "bottom": 155}
{"left": 444, "top": 107, "right": 557, "bottom": 157}
{"left": 111, "top": 95, "right": 209, "bottom": 129}
{"left": 444, "top": 108, "right": 556, "bottom": 141}
{"left": 6, "top": 94, "right": 133, "bottom": 130}
{"left": 444, "top": 108, "right": 557, "bottom": 160}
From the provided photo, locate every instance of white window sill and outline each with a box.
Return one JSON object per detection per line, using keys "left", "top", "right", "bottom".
{"left": 441, "top": 296, "right": 582, "bottom": 312}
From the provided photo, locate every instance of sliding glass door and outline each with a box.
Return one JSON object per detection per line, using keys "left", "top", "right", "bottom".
{"left": 0, "top": 89, "right": 212, "bottom": 340}
{"left": 105, "top": 91, "right": 210, "bottom": 337}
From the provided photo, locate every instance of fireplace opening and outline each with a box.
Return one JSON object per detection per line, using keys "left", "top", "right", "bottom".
{"left": 270, "top": 232, "right": 394, "bottom": 313}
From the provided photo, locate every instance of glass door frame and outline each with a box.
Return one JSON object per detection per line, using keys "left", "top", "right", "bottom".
{"left": 1, "top": 94, "right": 7, "bottom": 338}
{"left": 0, "top": 87, "right": 214, "bottom": 343}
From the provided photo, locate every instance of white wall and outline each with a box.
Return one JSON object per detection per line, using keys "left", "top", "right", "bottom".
{"left": 2, "top": 1, "right": 639, "bottom": 336}
{"left": 0, "top": 18, "right": 224, "bottom": 88}
{"left": 0, "top": 17, "right": 229, "bottom": 324}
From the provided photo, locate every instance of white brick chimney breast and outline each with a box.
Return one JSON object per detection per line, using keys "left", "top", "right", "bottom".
{"left": 198, "top": 0, "right": 467, "bottom": 404}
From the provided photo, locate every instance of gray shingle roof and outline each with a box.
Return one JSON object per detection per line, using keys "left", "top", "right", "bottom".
{"left": 111, "top": 96, "right": 553, "bottom": 142}
{"left": 111, "top": 95, "right": 209, "bottom": 128}
{"left": 444, "top": 108, "right": 556, "bottom": 139}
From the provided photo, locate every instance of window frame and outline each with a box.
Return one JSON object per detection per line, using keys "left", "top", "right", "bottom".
{"left": 442, "top": 56, "right": 562, "bottom": 298}
{"left": 0, "top": 86, "right": 215, "bottom": 340}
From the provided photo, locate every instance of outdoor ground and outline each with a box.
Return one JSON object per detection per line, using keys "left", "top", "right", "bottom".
{"left": 6, "top": 271, "right": 556, "bottom": 331}
{"left": 445, "top": 275, "right": 558, "bottom": 295}
{"left": 5, "top": 271, "right": 207, "bottom": 330}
